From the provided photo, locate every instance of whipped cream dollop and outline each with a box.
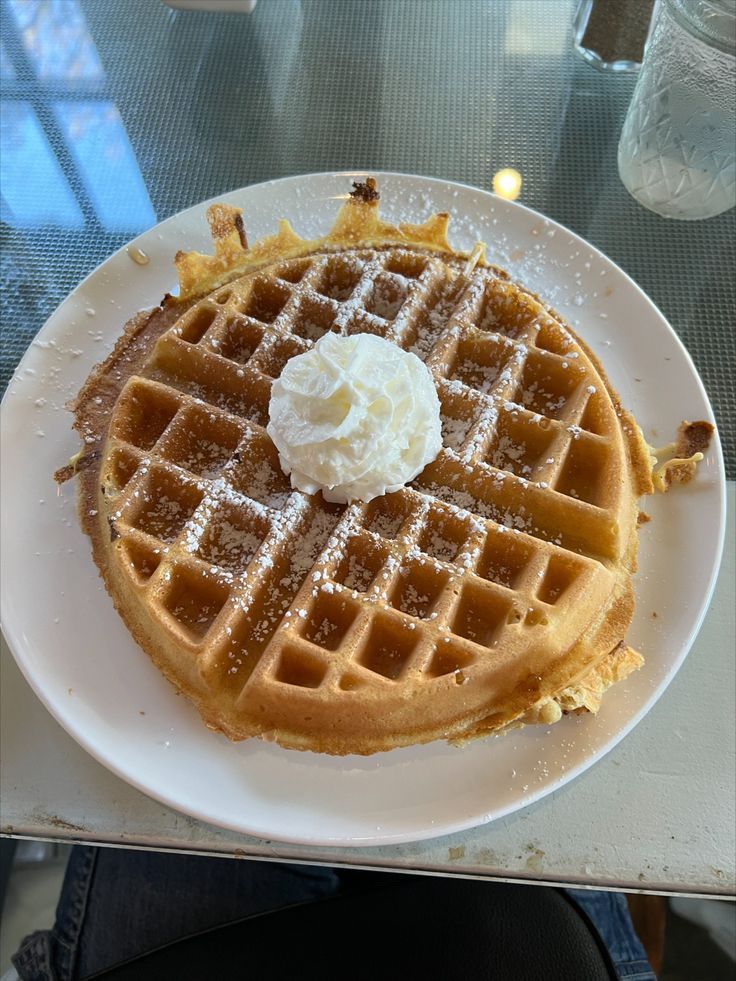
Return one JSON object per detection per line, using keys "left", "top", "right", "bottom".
{"left": 267, "top": 332, "right": 442, "bottom": 504}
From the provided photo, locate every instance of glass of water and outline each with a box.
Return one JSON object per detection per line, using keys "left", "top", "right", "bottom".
{"left": 617, "top": 0, "right": 736, "bottom": 219}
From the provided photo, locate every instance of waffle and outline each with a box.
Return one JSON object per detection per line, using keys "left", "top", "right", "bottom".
{"left": 58, "top": 179, "right": 703, "bottom": 755}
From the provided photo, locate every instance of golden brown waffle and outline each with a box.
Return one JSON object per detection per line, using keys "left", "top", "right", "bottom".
{"left": 61, "top": 179, "right": 671, "bottom": 755}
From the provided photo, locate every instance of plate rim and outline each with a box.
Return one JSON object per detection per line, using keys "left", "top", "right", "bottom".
{"left": 0, "top": 170, "right": 727, "bottom": 846}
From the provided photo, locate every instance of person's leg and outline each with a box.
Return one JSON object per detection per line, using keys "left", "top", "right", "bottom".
{"left": 12, "top": 845, "right": 347, "bottom": 980}
{"left": 13, "top": 844, "right": 97, "bottom": 981}
{"left": 82, "top": 874, "right": 622, "bottom": 981}
{"left": 13, "top": 846, "right": 653, "bottom": 981}
{"left": 566, "top": 888, "right": 656, "bottom": 981}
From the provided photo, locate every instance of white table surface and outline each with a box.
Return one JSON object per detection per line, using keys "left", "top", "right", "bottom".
{"left": 2, "top": 486, "right": 734, "bottom": 899}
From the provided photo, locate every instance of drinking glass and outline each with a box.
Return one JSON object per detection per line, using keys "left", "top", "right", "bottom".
{"left": 617, "top": 0, "right": 736, "bottom": 219}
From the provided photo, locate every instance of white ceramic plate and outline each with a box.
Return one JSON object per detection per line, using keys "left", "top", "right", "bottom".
{"left": 0, "top": 172, "right": 726, "bottom": 847}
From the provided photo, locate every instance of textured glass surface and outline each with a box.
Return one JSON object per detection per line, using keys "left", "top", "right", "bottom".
{"left": 1, "top": 0, "right": 733, "bottom": 471}
{"left": 618, "top": 0, "right": 736, "bottom": 219}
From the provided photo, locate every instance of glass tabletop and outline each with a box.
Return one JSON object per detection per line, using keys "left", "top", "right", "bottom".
{"left": 1, "top": 0, "right": 734, "bottom": 474}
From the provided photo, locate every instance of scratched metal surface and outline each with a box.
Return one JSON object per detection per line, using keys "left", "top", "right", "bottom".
{"left": 2, "top": 487, "right": 733, "bottom": 896}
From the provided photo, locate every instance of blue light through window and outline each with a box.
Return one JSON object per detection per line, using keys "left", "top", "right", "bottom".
{"left": 7, "top": 0, "right": 105, "bottom": 81}
{"left": 0, "top": 41, "right": 15, "bottom": 79}
{"left": 53, "top": 101, "right": 156, "bottom": 233}
{"left": 0, "top": 100, "right": 84, "bottom": 228}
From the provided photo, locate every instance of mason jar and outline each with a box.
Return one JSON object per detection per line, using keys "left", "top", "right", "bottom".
{"left": 617, "top": 0, "right": 736, "bottom": 219}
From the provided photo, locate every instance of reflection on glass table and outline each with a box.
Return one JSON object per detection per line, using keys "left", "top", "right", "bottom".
{"left": 1, "top": 0, "right": 155, "bottom": 236}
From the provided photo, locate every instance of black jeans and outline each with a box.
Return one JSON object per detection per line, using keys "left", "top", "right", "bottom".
{"left": 13, "top": 845, "right": 653, "bottom": 980}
